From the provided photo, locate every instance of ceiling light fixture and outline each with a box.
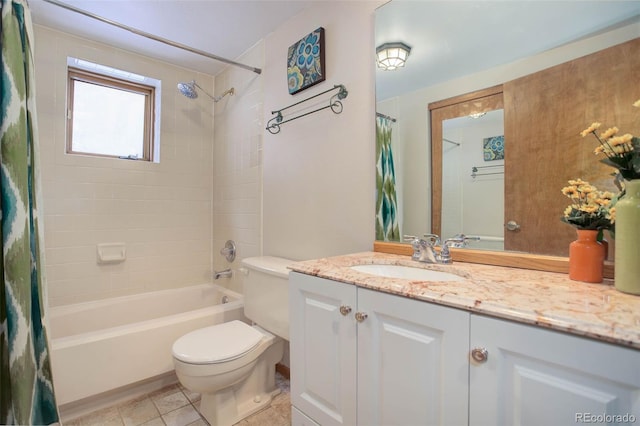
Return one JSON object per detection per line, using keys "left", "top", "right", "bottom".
{"left": 469, "top": 112, "right": 487, "bottom": 119}
{"left": 376, "top": 42, "right": 411, "bottom": 71}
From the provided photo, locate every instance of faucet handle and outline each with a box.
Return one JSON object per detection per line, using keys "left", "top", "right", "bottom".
{"left": 439, "top": 235, "right": 472, "bottom": 264}
{"left": 423, "top": 233, "right": 440, "bottom": 245}
{"left": 449, "top": 234, "right": 480, "bottom": 248}
{"left": 403, "top": 235, "right": 418, "bottom": 243}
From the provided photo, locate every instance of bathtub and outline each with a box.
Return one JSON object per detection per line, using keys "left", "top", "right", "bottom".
{"left": 49, "top": 284, "right": 245, "bottom": 406}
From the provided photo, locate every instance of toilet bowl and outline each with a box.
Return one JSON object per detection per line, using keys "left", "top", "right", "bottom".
{"left": 172, "top": 256, "right": 292, "bottom": 426}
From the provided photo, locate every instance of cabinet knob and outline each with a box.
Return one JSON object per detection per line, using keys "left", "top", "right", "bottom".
{"left": 339, "top": 305, "right": 352, "bottom": 316}
{"left": 471, "top": 347, "right": 489, "bottom": 363}
{"left": 355, "top": 312, "right": 368, "bottom": 322}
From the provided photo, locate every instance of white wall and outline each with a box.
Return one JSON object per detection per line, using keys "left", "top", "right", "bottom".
{"left": 262, "top": 1, "right": 381, "bottom": 261}
{"left": 386, "top": 23, "right": 640, "bottom": 241}
{"left": 34, "top": 26, "right": 217, "bottom": 307}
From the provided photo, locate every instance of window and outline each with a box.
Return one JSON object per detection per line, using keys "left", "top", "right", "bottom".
{"left": 66, "top": 58, "right": 161, "bottom": 162}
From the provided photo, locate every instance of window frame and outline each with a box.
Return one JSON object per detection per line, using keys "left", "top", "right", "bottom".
{"left": 66, "top": 67, "right": 156, "bottom": 161}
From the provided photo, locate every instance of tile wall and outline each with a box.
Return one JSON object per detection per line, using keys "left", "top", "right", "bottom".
{"left": 212, "top": 41, "right": 265, "bottom": 294}
{"left": 34, "top": 25, "right": 217, "bottom": 307}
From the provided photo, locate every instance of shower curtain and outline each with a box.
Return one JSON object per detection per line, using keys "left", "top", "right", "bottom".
{"left": 1, "top": 0, "right": 59, "bottom": 424}
{"left": 375, "top": 115, "right": 400, "bottom": 241}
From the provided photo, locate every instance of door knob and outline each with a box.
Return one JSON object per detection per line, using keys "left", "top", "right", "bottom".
{"left": 505, "top": 220, "right": 521, "bottom": 231}
{"left": 339, "top": 305, "right": 352, "bottom": 316}
{"left": 471, "top": 347, "right": 489, "bottom": 363}
{"left": 355, "top": 312, "right": 368, "bottom": 322}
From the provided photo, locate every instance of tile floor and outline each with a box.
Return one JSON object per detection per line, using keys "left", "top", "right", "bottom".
{"left": 65, "top": 373, "right": 290, "bottom": 426}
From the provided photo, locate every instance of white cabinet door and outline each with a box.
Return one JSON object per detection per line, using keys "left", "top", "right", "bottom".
{"left": 292, "top": 406, "right": 321, "bottom": 426}
{"left": 289, "top": 272, "right": 357, "bottom": 426}
{"left": 470, "top": 314, "right": 640, "bottom": 426}
{"left": 357, "top": 288, "right": 470, "bottom": 426}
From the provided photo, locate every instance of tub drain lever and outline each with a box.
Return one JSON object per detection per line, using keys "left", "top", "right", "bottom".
{"left": 214, "top": 269, "right": 233, "bottom": 280}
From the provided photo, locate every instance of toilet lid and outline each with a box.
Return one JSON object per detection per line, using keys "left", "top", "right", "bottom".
{"left": 172, "top": 320, "right": 264, "bottom": 364}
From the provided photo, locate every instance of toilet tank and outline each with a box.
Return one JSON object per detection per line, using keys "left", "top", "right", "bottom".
{"left": 241, "top": 256, "right": 294, "bottom": 341}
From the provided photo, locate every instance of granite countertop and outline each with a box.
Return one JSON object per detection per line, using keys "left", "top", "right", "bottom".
{"left": 289, "top": 251, "right": 640, "bottom": 350}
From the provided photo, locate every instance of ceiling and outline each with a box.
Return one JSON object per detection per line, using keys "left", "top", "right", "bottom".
{"left": 375, "top": 1, "right": 640, "bottom": 100}
{"left": 29, "top": 0, "right": 315, "bottom": 76}
{"left": 28, "top": 0, "right": 640, "bottom": 97}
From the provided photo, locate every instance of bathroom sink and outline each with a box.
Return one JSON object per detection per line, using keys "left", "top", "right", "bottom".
{"left": 350, "top": 264, "right": 466, "bottom": 282}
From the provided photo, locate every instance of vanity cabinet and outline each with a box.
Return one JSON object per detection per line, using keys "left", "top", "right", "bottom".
{"left": 290, "top": 271, "right": 640, "bottom": 425}
{"left": 289, "top": 272, "right": 469, "bottom": 426}
{"left": 469, "top": 314, "right": 640, "bottom": 425}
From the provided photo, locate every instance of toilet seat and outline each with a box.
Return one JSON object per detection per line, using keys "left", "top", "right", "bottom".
{"left": 172, "top": 320, "right": 264, "bottom": 364}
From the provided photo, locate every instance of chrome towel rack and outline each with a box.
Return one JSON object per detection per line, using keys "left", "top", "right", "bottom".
{"left": 266, "top": 84, "right": 348, "bottom": 134}
{"left": 471, "top": 164, "right": 504, "bottom": 178}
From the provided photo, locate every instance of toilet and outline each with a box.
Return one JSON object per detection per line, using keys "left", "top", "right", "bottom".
{"left": 172, "top": 256, "right": 293, "bottom": 426}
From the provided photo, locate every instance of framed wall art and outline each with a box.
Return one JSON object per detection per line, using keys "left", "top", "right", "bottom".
{"left": 483, "top": 135, "right": 505, "bottom": 161}
{"left": 287, "top": 27, "right": 325, "bottom": 95}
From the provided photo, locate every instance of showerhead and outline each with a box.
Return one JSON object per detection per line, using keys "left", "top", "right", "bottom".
{"left": 177, "top": 80, "right": 199, "bottom": 99}
{"left": 177, "top": 80, "right": 235, "bottom": 103}
{"left": 177, "top": 79, "right": 214, "bottom": 100}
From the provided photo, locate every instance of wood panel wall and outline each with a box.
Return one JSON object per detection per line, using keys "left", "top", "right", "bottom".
{"left": 504, "top": 37, "right": 640, "bottom": 256}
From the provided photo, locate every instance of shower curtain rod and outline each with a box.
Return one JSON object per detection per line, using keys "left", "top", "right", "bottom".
{"left": 42, "top": 0, "right": 262, "bottom": 75}
{"left": 376, "top": 112, "right": 396, "bottom": 122}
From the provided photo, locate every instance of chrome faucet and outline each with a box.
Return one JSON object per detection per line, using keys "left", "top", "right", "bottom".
{"left": 405, "top": 233, "right": 481, "bottom": 264}
{"left": 404, "top": 234, "right": 440, "bottom": 263}
{"left": 213, "top": 268, "right": 232, "bottom": 279}
{"left": 439, "top": 234, "right": 482, "bottom": 264}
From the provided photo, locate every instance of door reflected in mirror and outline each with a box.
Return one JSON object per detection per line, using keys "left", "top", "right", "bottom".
{"left": 442, "top": 109, "right": 504, "bottom": 251}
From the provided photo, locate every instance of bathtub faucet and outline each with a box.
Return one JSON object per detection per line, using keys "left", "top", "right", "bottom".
{"left": 213, "top": 269, "right": 233, "bottom": 280}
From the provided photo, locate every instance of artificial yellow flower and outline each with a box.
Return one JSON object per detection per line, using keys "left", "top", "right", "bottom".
{"left": 580, "top": 122, "right": 602, "bottom": 137}
{"left": 580, "top": 205, "right": 599, "bottom": 214}
{"left": 561, "top": 179, "right": 615, "bottom": 230}
{"left": 607, "top": 207, "right": 616, "bottom": 224}
{"left": 599, "top": 126, "right": 619, "bottom": 139}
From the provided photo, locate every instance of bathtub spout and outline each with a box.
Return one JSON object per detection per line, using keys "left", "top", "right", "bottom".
{"left": 213, "top": 269, "right": 232, "bottom": 279}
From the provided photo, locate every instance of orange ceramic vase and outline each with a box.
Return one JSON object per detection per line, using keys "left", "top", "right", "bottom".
{"left": 569, "top": 229, "right": 605, "bottom": 283}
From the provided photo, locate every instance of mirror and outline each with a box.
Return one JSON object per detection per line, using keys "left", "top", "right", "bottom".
{"left": 374, "top": 0, "right": 640, "bottom": 269}
{"left": 442, "top": 109, "right": 504, "bottom": 251}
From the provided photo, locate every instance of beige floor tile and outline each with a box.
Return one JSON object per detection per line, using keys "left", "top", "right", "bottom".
{"left": 151, "top": 387, "right": 191, "bottom": 415}
{"left": 185, "top": 419, "right": 207, "bottom": 426}
{"left": 162, "top": 405, "right": 202, "bottom": 426}
{"left": 118, "top": 396, "right": 161, "bottom": 426}
{"left": 70, "top": 373, "right": 290, "bottom": 426}
{"left": 178, "top": 384, "right": 201, "bottom": 404}
{"left": 238, "top": 407, "right": 289, "bottom": 426}
{"left": 139, "top": 418, "right": 166, "bottom": 426}
{"left": 270, "top": 397, "right": 291, "bottom": 423}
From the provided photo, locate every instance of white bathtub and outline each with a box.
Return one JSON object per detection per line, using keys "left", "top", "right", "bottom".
{"left": 49, "top": 284, "right": 245, "bottom": 406}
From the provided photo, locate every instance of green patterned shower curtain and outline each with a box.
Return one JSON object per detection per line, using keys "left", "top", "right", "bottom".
{"left": 1, "top": 0, "right": 59, "bottom": 424}
{"left": 375, "top": 115, "right": 400, "bottom": 241}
